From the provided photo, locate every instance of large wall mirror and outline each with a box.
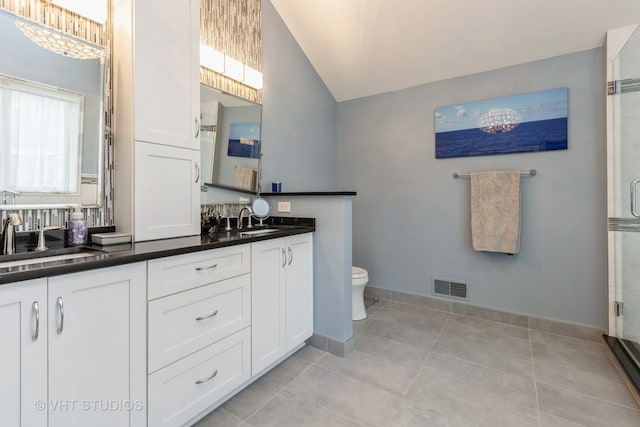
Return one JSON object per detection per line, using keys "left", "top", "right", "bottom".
{"left": 201, "top": 83, "right": 261, "bottom": 192}
{"left": 200, "top": 0, "right": 262, "bottom": 200}
{"left": 0, "top": 8, "right": 105, "bottom": 207}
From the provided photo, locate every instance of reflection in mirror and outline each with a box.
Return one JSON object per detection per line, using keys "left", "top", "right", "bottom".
{"left": 0, "top": 9, "right": 104, "bottom": 206}
{"left": 201, "top": 83, "right": 262, "bottom": 192}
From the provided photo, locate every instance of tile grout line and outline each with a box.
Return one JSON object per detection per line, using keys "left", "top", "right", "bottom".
{"left": 284, "top": 364, "right": 369, "bottom": 426}
{"left": 403, "top": 311, "right": 453, "bottom": 399}
{"left": 528, "top": 326, "right": 543, "bottom": 427}
{"left": 535, "top": 379, "right": 640, "bottom": 412}
{"left": 239, "top": 349, "right": 327, "bottom": 425}
{"left": 239, "top": 385, "right": 288, "bottom": 425}
{"left": 286, "top": 349, "right": 366, "bottom": 425}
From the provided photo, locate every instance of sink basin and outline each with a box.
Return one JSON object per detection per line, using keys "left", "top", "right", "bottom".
{"left": 0, "top": 251, "right": 99, "bottom": 269}
{"left": 239, "top": 228, "right": 279, "bottom": 236}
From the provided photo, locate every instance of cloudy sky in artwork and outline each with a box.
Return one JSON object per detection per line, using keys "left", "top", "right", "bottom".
{"left": 434, "top": 87, "right": 568, "bottom": 133}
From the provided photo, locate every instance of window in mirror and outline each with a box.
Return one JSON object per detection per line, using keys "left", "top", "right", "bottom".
{"left": 0, "top": 75, "right": 83, "bottom": 194}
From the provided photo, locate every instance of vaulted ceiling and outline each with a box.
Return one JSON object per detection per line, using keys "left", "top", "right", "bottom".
{"left": 271, "top": 0, "right": 640, "bottom": 101}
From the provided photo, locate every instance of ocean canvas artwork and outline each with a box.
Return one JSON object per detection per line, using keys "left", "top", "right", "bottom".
{"left": 228, "top": 122, "right": 261, "bottom": 158}
{"left": 435, "top": 88, "right": 568, "bottom": 159}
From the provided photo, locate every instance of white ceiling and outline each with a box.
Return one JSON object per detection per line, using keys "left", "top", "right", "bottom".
{"left": 270, "top": 0, "right": 640, "bottom": 102}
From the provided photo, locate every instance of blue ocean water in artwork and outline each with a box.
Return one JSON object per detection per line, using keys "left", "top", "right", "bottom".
{"left": 435, "top": 118, "right": 567, "bottom": 159}
{"left": 228, "top": 139, "right": 261, "bottom": 158}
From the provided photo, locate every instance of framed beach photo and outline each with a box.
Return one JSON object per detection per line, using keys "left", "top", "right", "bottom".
{"left": 434, "top": 88, "right": 568, "bottom": 159}
{"left": 227, "top": 122, "right": 261, "bottom": 158}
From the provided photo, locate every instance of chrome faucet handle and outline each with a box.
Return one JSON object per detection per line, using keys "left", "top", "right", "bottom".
{"left": 34, "top": 226, "right": 63, "bottom": 252}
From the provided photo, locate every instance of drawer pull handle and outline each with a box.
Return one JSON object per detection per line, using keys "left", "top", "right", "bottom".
{"left": 31, "top": 301, "right": 40, "bottom": 341}
{"left": 195, "top": 263, "right": 218, "bottom": 272}
{"left": 196, "top": 309, "right": 219, "bottom": 321}
{"left": 195, "top": 369, "right": 218, "bottom": 384}
{"left": 288, "top": 247, "right": 293, "bottom": 266}
{"left": 282, "top": 248, "right": 286, "bottom": 268}
{"left": 56, "top": 297, "right": 64, "bottom": 334}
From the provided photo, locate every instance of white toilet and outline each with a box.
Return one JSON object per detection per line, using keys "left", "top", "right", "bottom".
{"left": 352, "top": 266, "right": 369, "bottom": 321}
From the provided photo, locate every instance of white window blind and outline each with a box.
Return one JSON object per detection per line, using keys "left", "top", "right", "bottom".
{"left": 0, "top": 75, "right": 83, "bottom": 193}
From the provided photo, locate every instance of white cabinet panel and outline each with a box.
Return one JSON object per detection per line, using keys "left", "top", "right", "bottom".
{"left": 148, "top": 327, "right": 251, "bottom": 427}
{"left": 134, "top": 0, "right": 200, "bottom": 149}
{"left": 0, "top": 279, "right": 47, "bottom": 427}
{"left": 134, "top": 141, "right": 200, "bottom": 241}
{"left": 285, "top": 234, "right": 314, "bottom": 349}
{"left": 251, "top": 233, "right": 313, "bottom": 375}
{"left": 251, "top": 238, "right": 287, "bottom": 374}
{"left": 148, "top": 274, "right": 251, "bottom": 373}
{"left": 147, "top": 244, "right": 250, "bottom": 299}
{"left": 48, "top": 263, "right": 146, "bottom": 427}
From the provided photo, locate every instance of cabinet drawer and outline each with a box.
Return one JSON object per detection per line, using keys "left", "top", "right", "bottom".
{"left": 148, "top": 328, "right": 251, "bottom": 427}
{"left": 148, "top": 244, "right": 250, "bottom": 299}
{"left": 148, "top": 274, "right": 250, "bottom": 373}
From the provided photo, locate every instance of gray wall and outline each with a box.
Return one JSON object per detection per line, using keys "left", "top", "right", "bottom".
{"left": 260, "top": 0, "right": 338, "bottom": 192}
{"left": 338, "top": 48, "right": 608, "bottom": 329}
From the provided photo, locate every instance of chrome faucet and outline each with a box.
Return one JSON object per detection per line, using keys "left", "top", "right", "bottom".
{"left": 34, "top": 226, "right": 63, "bottom": 252}
{"left": 1, "top": 213, "right": 23, "bottom": 255}
{"left": 237, "top": 207, "right": 253, "bottom": 229}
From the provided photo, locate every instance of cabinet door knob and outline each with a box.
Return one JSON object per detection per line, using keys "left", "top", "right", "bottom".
{"left": 282, "top": 248, "right": 286, "bottom": 267}
{"left": 195, "top": 369, "right": 218, "bottom": 384}
{"left": 31, "top": 301, "right": 40, "bottom": 341}
{"left": 195, "top": 162, "right": 200, "bottom": 183}
{"left": 288, "top": 247, "right": 293, "bottom": 266}
{"left": 56, "top": 297, "right": 64, "bottom": 334}
{"left": 195, "top": 309, "right": 218, "bottom": 321}
{"left": 195, "top": 116, "right": 200, "bottom": 138}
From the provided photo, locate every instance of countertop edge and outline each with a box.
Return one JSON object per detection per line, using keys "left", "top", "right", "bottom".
{"left": 0, "top": 227, "right": 314, "bottom": 285}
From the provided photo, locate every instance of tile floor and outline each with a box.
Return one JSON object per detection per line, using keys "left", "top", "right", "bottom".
{"left": 195, "top": 299, "right": 640, "bottom": 426}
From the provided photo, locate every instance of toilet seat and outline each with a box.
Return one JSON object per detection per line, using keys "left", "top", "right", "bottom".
{"left": 352, "top": 266, "right": 368, "bottom": 279}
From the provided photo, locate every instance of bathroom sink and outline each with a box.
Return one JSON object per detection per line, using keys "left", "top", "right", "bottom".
{"left": 239, "top": 228, "right": 280, "bottom": 236}
{"left": 0, "top": 248, "right": 101, "bottom": 269}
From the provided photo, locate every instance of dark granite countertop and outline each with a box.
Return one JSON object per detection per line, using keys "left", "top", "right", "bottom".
{"left": 0, "top": 220, "right": 314, "bottom": 285}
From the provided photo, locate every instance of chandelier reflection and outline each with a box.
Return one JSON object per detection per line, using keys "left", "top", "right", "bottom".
{"left": 477, "top": 108, "right": 522, "bottom": 134}
{"left": 16, "top": 21, "right": 103, "bottom": 60}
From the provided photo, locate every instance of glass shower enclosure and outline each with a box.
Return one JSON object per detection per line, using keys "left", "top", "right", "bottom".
{"left": 606, "top": 23, "right": 640, "bottom": 396}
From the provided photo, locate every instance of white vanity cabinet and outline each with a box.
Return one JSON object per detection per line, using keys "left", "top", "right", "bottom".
{"left": 147, "top": 245, "right": 252, "bottom": 427}
{"left": 0, "top": 263, "right": 146, "bottom": 427}
{"left": 113, "top": 0, "right": 201, "bottom": 241}
{"left": 251, "top": 233, "right": 314, "bottom": 375}
{"left": 0, "top": 278, "right": 47, "bottom": 427}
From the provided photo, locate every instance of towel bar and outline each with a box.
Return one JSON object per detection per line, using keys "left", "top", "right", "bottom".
{"left": 452, "top": 169, "right": 537, "bottom": 179}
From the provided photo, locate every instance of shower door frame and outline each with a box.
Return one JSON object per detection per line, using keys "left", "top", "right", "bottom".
{"left": 605, "top": 23, "right": 640, "bottom": 398}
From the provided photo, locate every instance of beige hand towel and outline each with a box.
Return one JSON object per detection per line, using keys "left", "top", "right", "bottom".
{"left": 470, "top": 170, "right": 521, "bottom": 254}
{"left": 233, "top": 166, "right": 256, "bottom": 190}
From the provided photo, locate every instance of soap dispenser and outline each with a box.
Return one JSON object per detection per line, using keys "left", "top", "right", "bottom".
{"left": 67, "top": 208, "right": 88, "bottom": 245}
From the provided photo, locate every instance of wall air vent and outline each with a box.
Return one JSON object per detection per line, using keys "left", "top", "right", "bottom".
{"left": 432, "top": 278, "right": 468, "bottom": 300}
